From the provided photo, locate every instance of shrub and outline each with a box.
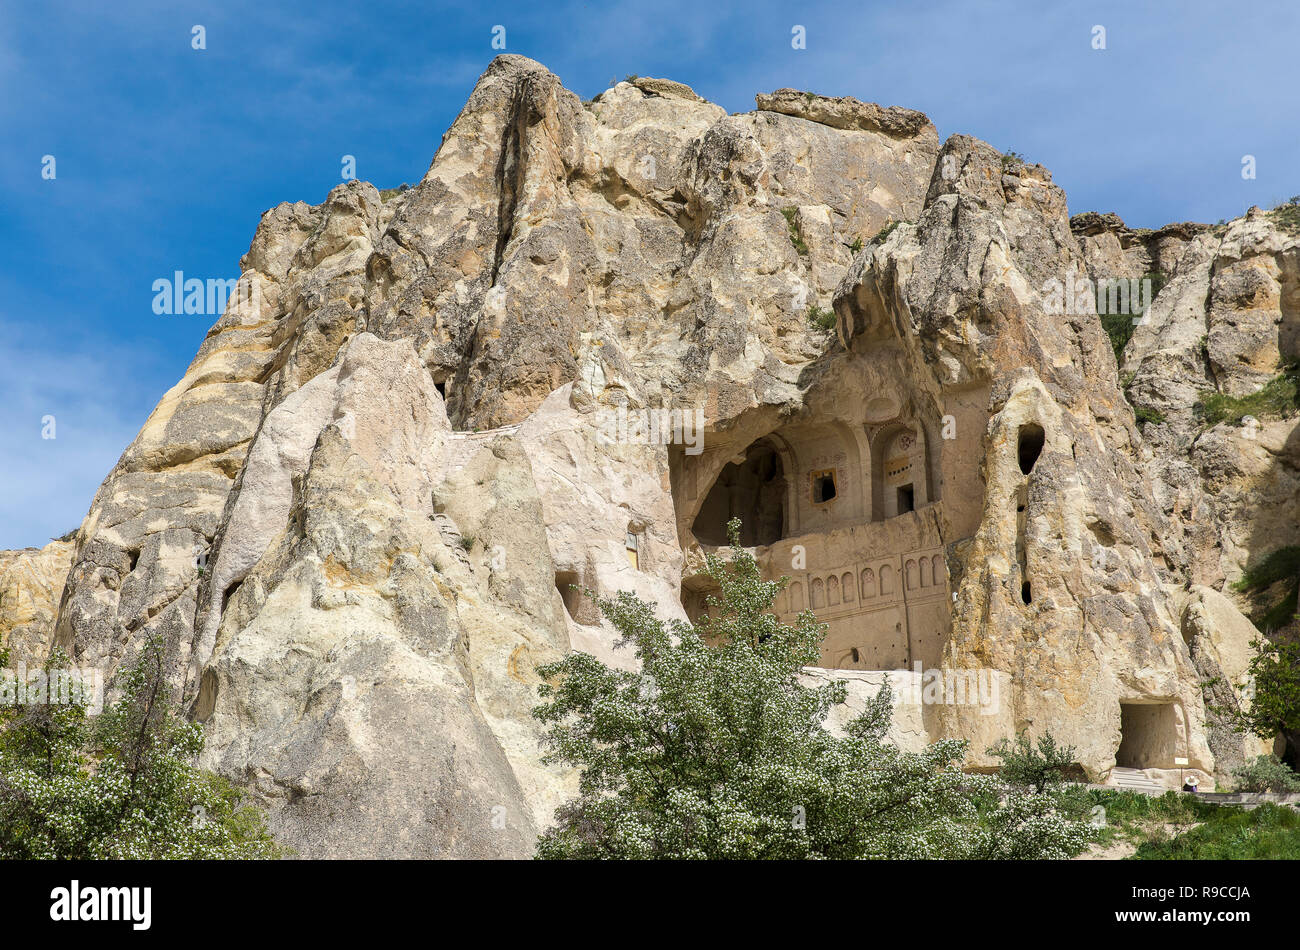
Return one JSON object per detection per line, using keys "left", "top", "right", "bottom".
{"left": 1134, "top": 406, "right": 1166, "bottom": 430}
{"left": 807, "top": 305, "right": 837, "bottom": 332}
{"left": 781, "top": 207, "right": 808, "bottom": 255}
{"left": 989, "top": 732, "right": 1078, "bottom": 794}
{"left": 1232, "top": 754, "right": 1300, "bottom": 793}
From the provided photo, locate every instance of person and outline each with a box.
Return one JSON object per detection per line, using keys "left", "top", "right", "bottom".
{"left": 1182, "top": 774, "right": 1200, "bottom": 793}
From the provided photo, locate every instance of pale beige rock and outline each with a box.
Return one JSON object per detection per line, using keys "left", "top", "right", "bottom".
{"left": 0, "top": 539, "right": 73, "bottom": 666}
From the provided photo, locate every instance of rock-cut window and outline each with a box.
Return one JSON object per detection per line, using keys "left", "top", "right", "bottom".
{"left": 810, "top": 469, "right": 837, "bottom": 504}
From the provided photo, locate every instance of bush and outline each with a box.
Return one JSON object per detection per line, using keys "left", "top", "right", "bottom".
{"left": 0, "top": 635, "right": 283, "bottom": 859}
{"left": 1233, "top": 754, "right": 1300, "bottom": 793}
{"left": 807, "top": 305, "right": 837, "bottom": 332}
{"left": 1134, "top": 406, "right": 1166, "bottom": 430}
{"left": 781, "top": 207, "right": 808, "bottom": 255}
{"left": 989, "top": 731, "right": 1077, "bottom": 794}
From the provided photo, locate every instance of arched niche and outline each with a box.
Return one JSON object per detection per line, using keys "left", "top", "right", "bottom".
{"left": 690, "top": 436, "right": 793, "bottom": 546}
{"left": 871, "top": 422, "right": 931, "bottom": 520}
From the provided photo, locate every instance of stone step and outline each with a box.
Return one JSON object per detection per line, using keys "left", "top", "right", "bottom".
{"left": 1107, "top": 767, "right": 1168, "bottom": 794}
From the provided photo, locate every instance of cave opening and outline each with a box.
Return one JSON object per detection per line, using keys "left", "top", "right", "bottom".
{"left": 691, "top": 439, "right": 786, "bottom": 546}
{"left": 555, "top": 570, "right": 595, "bottom": 625}
{"left": 1018, "top": 423, "right": 1045, "bottom": 475}
{"left": 1116, "top": 702, "right": 1179, "bottom": 769}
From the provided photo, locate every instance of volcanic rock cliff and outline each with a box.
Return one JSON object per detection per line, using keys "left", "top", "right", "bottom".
{"left": 1, "top": 55, "right": 1289, "bottom": 857}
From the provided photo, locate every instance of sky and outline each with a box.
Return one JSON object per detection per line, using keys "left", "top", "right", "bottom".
{"left": 2, "top": 0, "right": 1298, "bottom": 549}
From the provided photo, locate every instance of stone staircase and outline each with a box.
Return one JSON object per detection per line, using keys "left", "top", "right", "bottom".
{"left": 1106, "top": 767, "right": 1169, "bottom": 795}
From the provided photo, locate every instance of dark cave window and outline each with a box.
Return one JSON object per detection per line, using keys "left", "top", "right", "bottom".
{"left": 896, "top": 484, "right": 914, "bottom": 514}
{"left": 1018, "top": 423, "right": 1045, "bottom": 475}
{"left": 811, "top": 469, "right": 837, "bottom": 504}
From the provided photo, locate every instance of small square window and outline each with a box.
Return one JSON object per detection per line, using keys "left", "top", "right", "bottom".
{"left": 810, "top": 469, "right": 837, "bottom": 504}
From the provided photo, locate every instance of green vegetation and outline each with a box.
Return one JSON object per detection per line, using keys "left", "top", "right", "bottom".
{"left": 807, "top": 304, "right": 837, "bottom": 332}
{"left": 1232, "top": 547, "right": 1300, "bottom": 633}
{"left": 849, "top": 235, "right": 863, "bottom": 254}
{"left": 1131, "top": 802, "right": 1300, "bottom": 860}
{"left": 988, "top": 732, "right": 1078, "bottom": 794}
{"left": 379, "top": 185, "right": 410, "bottom": 201}
{"left": 531, "top": 519, "right": 1090, "bottom": 859}
{"left": 1197, "top": 366, "right": 1300, "bottom": 427}
{"left": 0, "top": 635, "right": 282, "bottom": 859}
{"left": 1001, "top": 150, "right": 1027, "bottom": 171}
{"left": 1101, "top": 312, "right": 1136, "bottom": 362}
{"left": 458, "top": 534, "right": 476, "bottom": 552}
{"left": 1134, "top": 405, "right": 1166, "bottom": 430}
{"left": 872, "top": 219, "right": 899, "bottom": 244}
{"left": 1099, "top": 272, "right": 1166, "bottom": 363}
{"left": 781, "top": 207, "right": 808, "bottom": 255}
{"left": 1233, "top": 754, "right": 1300, "bottom": 793}
{"left": 1083, "top": 788, "right": 1300, "bottom": 859}
{"left": 1269, "top": 196, "right": 1300, "bottom": 235}
{"left": 1221, "top": 632, "right": 1300, "bottom": 757}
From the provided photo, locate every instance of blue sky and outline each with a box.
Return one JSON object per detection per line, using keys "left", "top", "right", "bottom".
{"left": 2, "top": 0, "right": 1298, "bottom": 549}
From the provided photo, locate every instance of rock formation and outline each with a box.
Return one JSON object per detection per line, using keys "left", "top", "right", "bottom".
{"left": 1, "top": 55, "right": 1288, "bottom": 856}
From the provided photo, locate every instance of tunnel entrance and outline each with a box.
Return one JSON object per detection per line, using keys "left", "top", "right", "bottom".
{"left": 692, "top": 439, "right": 786, "bottom": 546}
{"left": 1116, "top": 702, "right": 1180, "bottom": 769}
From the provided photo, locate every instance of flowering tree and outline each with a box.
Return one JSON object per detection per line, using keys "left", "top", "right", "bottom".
{"left": 533, "top": 519, "right": 1089, "bottom": 859}
{"left": 0, "top": 635, "right": 282, "bottom": 859}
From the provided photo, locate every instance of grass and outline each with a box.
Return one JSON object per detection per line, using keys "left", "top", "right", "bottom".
{"left": 1131, "top": 803, "right": 1300, "bottom": 859}
{"left": 379, "top": 186, "right": 409, "bottom": 201}
{"left": 1197, "top": 366, "right": 1300, "bottom": 426}
{"left": 781, "top": 207, "right": 808, "bottom": 255}
{"left": 1083, "top": 789, "right": 1300, "bottom": 859}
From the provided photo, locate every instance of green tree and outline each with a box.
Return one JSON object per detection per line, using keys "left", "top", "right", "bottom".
{"left": 1226, "top": 636, "right": 1300, "bottom": 766}
{"left": 0, "top": 634, "right": 282, "bottom": 859}
{"left": 532, "top": 519, "right": 1089, "bottom": 859}
{"left": 988, "top": 731, "right": 1077, "bottom": 794}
